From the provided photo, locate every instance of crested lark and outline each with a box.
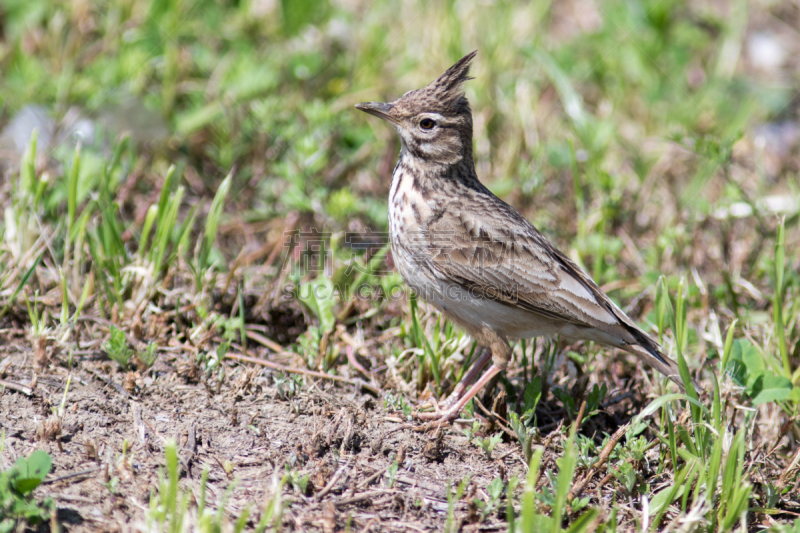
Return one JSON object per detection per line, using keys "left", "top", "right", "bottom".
{"left": 356, "top": 51, "right": 684, "bottom": 422}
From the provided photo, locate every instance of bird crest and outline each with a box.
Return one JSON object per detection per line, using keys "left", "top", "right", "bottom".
{"left": 425, "top": 51, "right": 476, "bottom": 104}
{"left": 399, "top": 51, "right": 477, "bottom": 116}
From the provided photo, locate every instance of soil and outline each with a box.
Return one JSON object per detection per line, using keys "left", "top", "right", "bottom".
{"left": 1, "top": 324, "right": 545, "bottom": 532}
{"left": 1, "top": 300, "right": 792, "bottom": 532}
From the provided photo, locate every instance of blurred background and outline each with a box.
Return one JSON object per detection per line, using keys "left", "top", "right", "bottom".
{"left": 2, "top": 0, "right": 798, "bottom": 287}
{"left": 1, "top": 1, "right": 800, "bottom": 529}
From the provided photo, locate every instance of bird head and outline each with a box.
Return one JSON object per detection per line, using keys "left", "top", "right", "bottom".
{"left": 356, "top": 51, "right": 476, "bottom": 166}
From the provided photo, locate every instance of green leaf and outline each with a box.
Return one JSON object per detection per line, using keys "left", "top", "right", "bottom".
{"left": 634, "top": 393, "right": 709, "bottom": 422}
{"left": 67, "top": 144, "right": 81, "bottom": 234}
{"left": 649, "top": 484, "right": 683, "bottom": 516}
{"left": 298, "top": 277, "right": 336, "bottom": 332}
{"left": 12, "top": 450, "right": 51, "bottom": 494}
{"left": 0, "top": 249, "right": 45, "bottom": 320}
{"left": 739, "top": 341, "right": 764, "bottom": 376}
{"left": 587, "top": 383, "right": 607, "bottom": 412}
{"left": 552, "top": 427, "right": 578, "bottom": 532}
{"left": 508, "top": 411, "right": 526, "bottom": 445}
{"left": 726, "top": 337, "right": 793, "bottom": 404}
{"left": 724, "top": 359, "right": 748, "bottom": 388}
{"left": 524, "top": 376, "right": 543, "bottom": 413}
{"left": 749, "top": 372, "right": 793, "bottom": 405}
{"left": 654, "top": 276, "right": 672, "bottom": 343}
{"left": 789, "top": 387, "right": 800, "bottom": 403}
{"left": 725, "top": 339, "right": 760, "bottom": 387}
{"left": 25, "top": 450, "right": 51, "bottom": 481}
{"left": 774, "top": 217, "right": 789, "bottom": 377}
{"left": 104, "top": 325, "right": 134, "bottom": 369}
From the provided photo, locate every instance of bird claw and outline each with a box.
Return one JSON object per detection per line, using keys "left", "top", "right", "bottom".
{"left": 414, "top": 403, "right": 463, "bottom": 423}
{"left": 413, "top": 396, "right": 445, "bottom": 420}
{"left": 415, "top": 364, "right": 504, "bottom": 424}
{"left": 413, "top": 388, "right": 468, "bottom": 421}
{"left": 439, "top": 389, "right": 464, "bottom": 410}
{"left": 413, "top": 351, "right": 493, "bottom": 421}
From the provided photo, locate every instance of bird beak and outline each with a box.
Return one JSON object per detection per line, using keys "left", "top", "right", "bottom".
{"left": 355, "top": 102, "right": 399, "bottom": 124}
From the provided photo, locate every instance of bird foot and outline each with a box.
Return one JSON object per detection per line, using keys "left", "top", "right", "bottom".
{"left": 412, "top": 364, "right": 503, "bottom": 424}
{"left": 414, "top": 396, "right": 463, "bottom": 422}
{"left": 414, "top": 388, "right": 462, "bottom": 416}
{"left": 413, "top": 349, "right": 493, "bottom": 420}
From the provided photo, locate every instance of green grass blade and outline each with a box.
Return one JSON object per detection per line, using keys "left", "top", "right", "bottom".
{"left": 650, "top": 462, "right": 691, "bottom": 531}
{"left": 634, "top": 393, "right": 709, "bottom": 423}
{"left": 774, "top": 217, "right": 789, "bottom": 377}
{"left": 18, "top": 129, "right": 37, "bottom": 197}
{"left": 140, "top": 205, "right": 159, "bottom": 259}
{"left": 705, "top": 426, "right": 724, "bottom": 508}
{"left": 565, "top": 508, "right": 599, "bottom": 533}
{"left": 521, "top": 447, "right": 544, "bottom": 533}
{"left": 67, "top": 143, "right": 81, "bottom": 237}
{"left": 552, "top": 426, "right": 578, "bottom": 533}
{"left": 0, "top": 250, "right": 45, "bottom": 320}
{"left": 719, "top": 318, "right": 738, "bottom": 373}
{"left": 666, "top": 407, "right": 678, "bottom": 470}
{"left": 198, "top": 171, "right": 232, "bottom": 275}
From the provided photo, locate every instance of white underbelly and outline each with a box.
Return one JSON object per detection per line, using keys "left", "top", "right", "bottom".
{"left": 393, "top": 244, "right": 564, "bottom": 339}
{"left": 392, "top": 247, "right": 624, "bottom": 349}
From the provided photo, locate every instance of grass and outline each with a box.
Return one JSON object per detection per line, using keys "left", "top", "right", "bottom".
{"left": 1, "top": 0, "right": 799, "bottom": 530}
{"left": 142, "top": 440, "right": 284, "bottom": 533}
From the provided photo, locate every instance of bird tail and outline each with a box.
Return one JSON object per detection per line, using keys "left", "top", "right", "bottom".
{"left": 622, "top": 343, "right": 691, "bottom": 391}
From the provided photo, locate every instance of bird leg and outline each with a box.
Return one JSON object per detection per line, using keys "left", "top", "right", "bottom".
{"left": 416, "top": 329, "right": 511, "bottom": 422}
{"left": 416, "top": 364, "right": 503, "bottom": 421}
{"left": 439, "top": 348, "right": 492, "bottom": 410}
{"left": 413, "top": 349, "right": 489, "bottom": 417}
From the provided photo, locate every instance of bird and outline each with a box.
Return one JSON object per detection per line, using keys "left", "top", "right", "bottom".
{"left": 355, "top": 51, "right": 684, "bottom": 422}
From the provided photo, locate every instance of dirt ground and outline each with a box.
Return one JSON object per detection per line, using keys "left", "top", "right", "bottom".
{"left": 0, "top": 318, "right": 657, "bottom": 532}
{"left": 1, "top": 328, "right": 505, "bottom": 532}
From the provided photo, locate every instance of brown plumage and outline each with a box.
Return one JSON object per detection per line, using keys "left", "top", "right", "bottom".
{"left": 356, "top": 51, "right": 684, "bottom": 422}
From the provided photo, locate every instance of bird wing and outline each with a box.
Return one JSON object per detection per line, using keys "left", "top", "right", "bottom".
{"left": 423, "top": 197, "right": 660, "bottom": 354}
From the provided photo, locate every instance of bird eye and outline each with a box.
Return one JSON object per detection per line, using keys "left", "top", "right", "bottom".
{"left": 419, "top": 118, "right": 435, "bottom": 130}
